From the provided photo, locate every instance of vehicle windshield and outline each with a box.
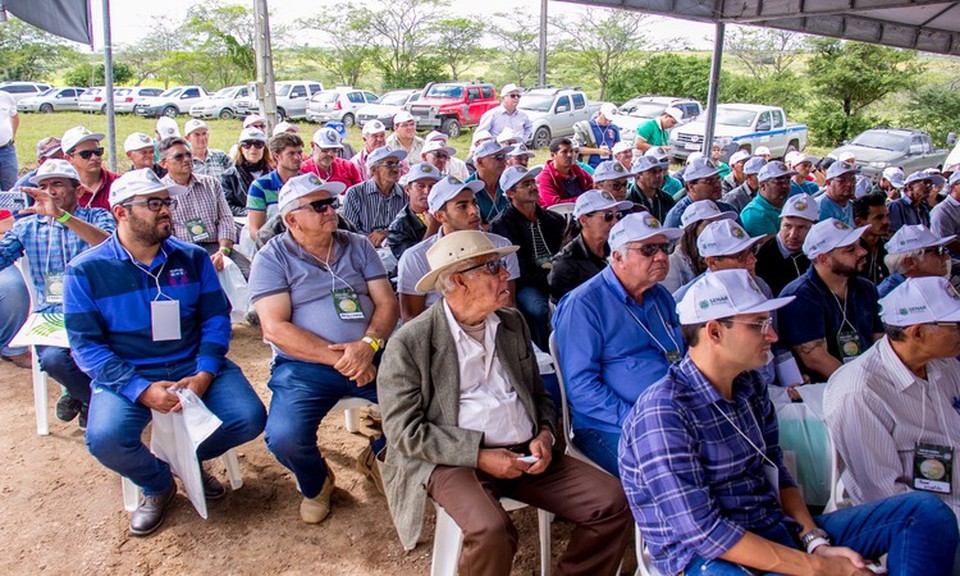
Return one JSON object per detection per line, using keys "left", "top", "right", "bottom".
{"left": 276, "top": 84, "right": 292, "bottom": 97}
{"left": 115, "top": 88, "right": 132, "bottom": 97}
{"left": 424, "top": 84, "right": 464, "bottom": 99}
{"left": 212, "top": 87, "right": 235, "bottom": 98}
{"left": 313, "top": 91, "right": 338, "bottom": 103}
{"left": 850, "top": 130, "right": 911, "bottom": 152}
{"left": 619, "top": 101, "right": 667, "bottom": 119}
{"left": 37, "top": 88, "right": 56, "bottom": 97}
{"left": 378, "top": 91, "right": 410, "bottom": 106}
{"left": 518, "top": 94, "right": 555, "bottom": 112}
{"left": 160, "top": 88, "right": 183, "bottom": 98}
{"left": 714, "top": 108, "right": 758, "bottom": 128}
{"left": 84, "top": 88, "right": 103, "bottom": 97}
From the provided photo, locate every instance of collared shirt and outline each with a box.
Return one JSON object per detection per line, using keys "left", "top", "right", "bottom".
{"left": 663, "top": 174, "right": 683, "bottom": 198}
{"left": 778, "top": 265, "right": 882, "bottom": 360}
{"left": 877, "top": 272, "right": 905, "bottom": 298}
{"left": 164, "top": 173, "right": 235, "bottom": 244}
{"left": 721, "top": 181, "right": 758, "bottom": 213}
{"left": 635, "top": 117, "right": 669, "bottom": 147}
{"left": 888, "top": 195, "right": 931, "bottom": 232}
{"left": 789, "top": 179, "right": 820, "bottom": 198}
{"left": 63, "top": 234, "right": 231, "bottom": 403}
{"left": 754, "top": 235, "right": 810, "bottom": 297}
{"left": 442, "top": 299, "right": 536, "bottom": 446}
{"left": 664, "top": 195, "right": 738, "bottom": 230}
{"left": 824, "top": 337, "right": 960, "bottom": 516}
{"left": 465, "top": 172, "right": 509, "bottom": 224}
{"left": 246, "top": 170, "right": 284, "bottom": 216}
{"left": 248, "top": 230, "right": 387, "bottom": 359}
{"left": 931, "top": 195, "right": 960, "bottom": 258}
{"left": 586, "top": 120, "right": 621, "bottom": 168}
{"left": 489, "top": 204, "right": 566, "bottom": 291}
{"left": 476, "top": 104, "right": 532, "bottom": 141}
{"left": 620, "top": 357, "right": 798, "bottom": 576}
{"left": 301, "top": 156, "right": 362, "bottom": 190}
{"left": 77, "top": 169, "right": 120, "bottom": 211}
{"left": 626, "top": 183, "right": 675, "bottom": 224}
{"left": 547, "top": 234, "right": 608, "bottom": 302}
{"left": 396, "top": 228, "right": 520, "bottom": 307}
{"left": 816, "top": 194, "right": 853, "bottom": 225}
{"left": 191, "top": 148, "right": 233, "bottom": 179}
{"left": 552, "top": 266, "right": 684, "bottom": 434}
{"left": 386, "top": 133, "right": 425, "bottom": 163}
{"left": 343, "top": 178, "right": 408, "bottom": 235}
{"left": 740, "top": 194, "right": 782, "bottom": 237}
{"left": 859, "top": 239, "right": 889, "bottom": 285}
{"left": 0, "top": 208, "right": 115, "bottom": 312}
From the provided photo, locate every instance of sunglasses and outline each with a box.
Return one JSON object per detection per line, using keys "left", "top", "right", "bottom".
{"left": 460, "top": 259, "right": 506, "bottom": 276}
{"left": 124, "top": 198, "right": 176, "bottom": 212}
{"left": 77, "top": 147, "right": 105, "bottom": 160}
{"left": 380, "top": 161, "right": 401, "bottom": 169}
{"left": 170, "top": 152, "right": 193, "bottom": 162}
{"left": 717, "top": 244, "right": 761, "bottom": 262}
{"left": 593, "top": 210, "right": 625, "bottom": 222}
{"left": 294, "top": 197, "right": 339, "bottom": 214}
{"left": 506, "top": 94, "right": 521, "bottom": 99}
{"left": 430, "top": 152, "right": 450, "bottom": 159}
{"left": 923, "top": 245, "right": 948, "bottom": 256}
{"left": 627, "top": 243, "right": 671, "bottom": 257}
{"left": 241, "top": 141, "right": 266, "bottom": 149}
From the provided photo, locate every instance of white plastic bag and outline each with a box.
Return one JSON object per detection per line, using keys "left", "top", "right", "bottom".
{"left": 773, "top": 384, "right": 832, "bottom": 507}
{"left": 217, "top": 257, "right": 250, "bottom": 324}
{"left": 150, "top": 389, "right": 223, "bottom": 519}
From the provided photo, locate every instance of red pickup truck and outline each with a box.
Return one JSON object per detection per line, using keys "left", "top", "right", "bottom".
{"left": 406, "top": 82, "right": 500, "bottom": 138}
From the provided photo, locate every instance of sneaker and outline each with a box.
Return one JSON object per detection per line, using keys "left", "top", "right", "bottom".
{"left": 356, "top": 444, "right": 385, "bottom": 495}
{"left": 201, "top": 467, "right": 226, "bottom": 500}
{"left": 78, "top": 405, "right": 88, "bottom": 431}
{"left": 129, "top": 483, "right": 177, "bottom": 536}
{"left": 300, "top": 468, "right": 335, "bottom": 524}
{"left": 55, "top": 394, "right": 82, "bottom": 423}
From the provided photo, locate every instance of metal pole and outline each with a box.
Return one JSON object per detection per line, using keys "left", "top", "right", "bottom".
{"left": 537, "top": 0, "right": 547, "bottom": 86}
{"left": 253, "top": 0, "right": 277, "bottom": 135}
{"left": 703, "top": 21, "right": 724, "bottom": 158}
{"left": 101, "top": 0, "right": 116, "bottom": 172}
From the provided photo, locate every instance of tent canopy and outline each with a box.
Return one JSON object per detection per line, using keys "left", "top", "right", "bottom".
{"left": 560, "top": 0, "right": 960, "bottom": 55}
{"left": 4, "top": 0, "right": 92, "bottom": 45}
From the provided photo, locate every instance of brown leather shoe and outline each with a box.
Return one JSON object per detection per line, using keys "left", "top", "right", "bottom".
{"left": 300, "top": 468, "right": 335, "bottom": 524}
{"left": 129, "top": 483, "right": 177, "bottom": 536}
{"left": 356, "top": 444, "right": 385, "bottom": 495}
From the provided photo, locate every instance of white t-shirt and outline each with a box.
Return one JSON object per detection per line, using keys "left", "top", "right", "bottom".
{"left": 0, "top": 92, "right": 17, "bottom": 147}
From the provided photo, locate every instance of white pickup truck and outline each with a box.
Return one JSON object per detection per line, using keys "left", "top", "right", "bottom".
{"left": 519, "top": 87, "right": 601, "bottom": 149}
{"left": 670, "top": 104, "right": 808, "bottom": 162}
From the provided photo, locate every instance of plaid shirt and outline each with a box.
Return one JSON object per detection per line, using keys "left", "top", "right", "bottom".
{"left": 619, "top": 356, "right": 798, "bottom": 575}
{"left": 163, "top": 173, "right": 235, "bottom": 244}
{"left": 191, "top": 148, "right": 234, "bottom": 180}
{"left": 342, "top": 178, "right": 407, "bottom": 235}
{"left": 0, "top": 207, "right": 116, "bottom": 312}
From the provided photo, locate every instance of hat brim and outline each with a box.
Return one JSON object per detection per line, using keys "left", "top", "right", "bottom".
{"left": 424, "top": 145, "right": 456, "bottom": 157}
{"left": 738, "top": 295, "right": 796, "bottom": 316}
{"left": 67, "top": 133, "right": 105, "bottom": 153}
{"left": 682, "top": 210, "right": 737, "bottom": 229}
{"left": 476, "top": 145, "right": 514, "bottom": 160}
{"left": 615, "top": 228, "right": 683, "bottom": 249}
{"left": 575, "top": 199, "right": 634, "bottom": 219}
{"left": 29, "top": 171, "right": 78, "bottom": 185}
{"left": 703, "top": 233, "right": 771, "bottom": 257}
{"left": 415, "top": 244, "right": 520, "bottom": 293}
{"left": 760, "top": 170, "right": 799, "bottom": 183}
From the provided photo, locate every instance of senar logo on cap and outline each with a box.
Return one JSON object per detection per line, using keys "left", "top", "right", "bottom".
{"left": 308, "top": 174, "right": 323, "bottom": 186}
{"left": 644, "top": 214, "right": 661, "bottom": 228}
{"left": 422, "top": 164, "right": 433, "bottom": 173}
{"left": 794, "top": 201, "right": 807, "bottom": 211}
{"left": 732, "top": 227, "right": 745, "bottom": 239}
{"left": 325, "top": 130, "right": 338, "bottom": 143}
{"left": 834, "top": 220, "right": 851, "bottom": 231}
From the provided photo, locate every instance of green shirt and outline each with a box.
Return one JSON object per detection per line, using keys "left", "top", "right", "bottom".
{"left": 636, "top": 118, "right": 670, "bottom": 147}
{"left": 741, "top": 194, "right": 782, "bottom": 237}
{"left": 664, "top": 175, "right": 683, "bottom": 200}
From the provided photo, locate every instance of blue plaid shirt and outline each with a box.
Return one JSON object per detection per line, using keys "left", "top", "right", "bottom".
{"left": 619, "top": 356, "right": 799, "bottom": 575}
{"left": 0, "top": 208, "right": 115, "bottom": 312}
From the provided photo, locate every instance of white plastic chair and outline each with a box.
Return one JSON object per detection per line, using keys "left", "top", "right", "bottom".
{"left": 431, "top": 498, "right": 553, "bottom": 576}
{"left": 10, "top": 259, "right": 56, "bottom": 436}
{"left": 121, "top": 448, "right": 244, "bottom": 512}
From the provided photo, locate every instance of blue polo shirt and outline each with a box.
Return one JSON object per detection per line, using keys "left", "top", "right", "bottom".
{"left": 789, "top": 179, "right": 819, "bottom": 198}
{"left": 664, "top": 196, "right": 738, "bottom": 229}
{"left": 552, "top": 265, "right": 684, "bottom": 434}
{"left": 778, "top": 266, "right": 882, "bottom": 362}
{"left": 587, "top": 120, "right": 621, "bottom": 168}
{"left": 816, "top": 195, "right": 853, "bottom": 225}
{"left": 740, "top": 194, "right": 782, "bottom": 237}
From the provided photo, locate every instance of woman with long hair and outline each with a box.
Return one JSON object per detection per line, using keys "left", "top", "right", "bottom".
{"left": 221, "top": 128, "right": 276, "bottom": 217}
{"left": 662, "top": 200, "right": 736, "bottom": 292}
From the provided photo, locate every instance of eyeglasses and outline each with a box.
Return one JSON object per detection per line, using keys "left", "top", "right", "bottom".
{"left": 124, "top": 198, "right": 176, "bottom": 212}
{"left": 430, "top": 152, "right": 450, "bottom": 159}
{"left": 593, "top": 210, "right": 625, "bottom": 222}
{"left": 693, "top": 176, "right": 721, "bottom": 186}
{"left": 241, "top": 141, "right": 265, "bottom": 149}
{"left": 723, "top": 317, "right": 775, "bottom": 335}
{"left": 491, "top": 154, "right": 507, "bottom": 162}
{"left": 380, "top": 161, "right": 401, "bottom": 169}
{"left": 460, "top": 259, "right": 506, "bottom": 276}
{"left": 77, "top": 147, "right": 104, "bottom": 160}
{"left": 923, "top": 245, "right": 948, "bottom": 256}
{"left": 293, "top": 197, "right": 339, "bottom": 214}
{"left": 605, "top": 180, "right": 627, "bottom": 190}
{"left": 170, "top": 152, "right": 193, "bottom": 162}
{"left": 506, "top": 94, "right": 521, "bottom": 99}
{"left": 931, "top": 322, "right": 960, "bottom": 329}
{"left": 717, "top": 244, "right": 761, "bottom": 262}
{"left": 627, "top": 243, "right": 671, "bottom": 257}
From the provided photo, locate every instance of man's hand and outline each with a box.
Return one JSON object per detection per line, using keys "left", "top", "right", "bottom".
{"left": 368, "top": 230, "right": 388, "bottom": 247}
{"left": 424, "top": 212, "right": 441, "bottom": 235}
{"left": 19, "top": 186, "right": 63, "bottom": 220}
{"left": 477, "top": 448, "right": 532, "bottom": 479}
{"left": 599, "top": 144, "right": 611, "bottom": 157}
{"left": 525, "top": 430, "right": 553, "bottom": 475}
{"left": 210, "top": 250, "right": 225, "bottom": 272}
{"left": 171, "top": 371, "right": 214, "bottom": 405}
{"left": 138, "top": 381, "right": 181, "bottom": 413}
{"left": 353, "top": 364, "right": 377, "bottom": 387}
{"left": 328, "top": 340, "right": 375, "bottom": 380}
{"left": 813, "top": 546, "right": 872, "bottom": 575}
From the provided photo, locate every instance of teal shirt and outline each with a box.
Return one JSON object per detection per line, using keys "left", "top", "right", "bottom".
{"left": 465, "top": 172, "right": 508, "bottom": 224}
{"left": 664, "top": 175, "right": 683, "bottom": 199}
{"left": 790, "top": 179, "right": 820, "bottom": 198}
{"left": 816, "top": 194, "right": 853, "bottom": 225}
{"left": 636, "top": 118, "right": 670, "bottom": 147}
{"left": 716, "top": 162, "right": 731, "bottom": 179}
{"left": 740, "top": 194, "right": 781, "bottom": 237}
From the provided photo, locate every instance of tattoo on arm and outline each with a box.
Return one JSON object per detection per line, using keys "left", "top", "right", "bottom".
{"left": 793, "top": 339, "right": 826, "bottom": 355}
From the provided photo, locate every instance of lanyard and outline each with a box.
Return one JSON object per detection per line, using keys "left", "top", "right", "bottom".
{"left": 42, "top": 221, "right": 67, "bottom": 275}
{"left": 827, "top": 283, "right": 858, "bottom": 334}
{"left": 623, "top": 298, "right": 682, "bottom": 359}
{"left": 299, "top": 238, "right": 351, "bottom": 292}
{"left": 711, "top": 401, "right": 777, "bottom": 469}
{"left": 121, "top": 245, "right": 170, "bottom": 301}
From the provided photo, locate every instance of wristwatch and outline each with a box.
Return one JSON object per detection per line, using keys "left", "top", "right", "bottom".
{"left": 219, "top": 246, "right": 232, "bottom": 256}
{"left": 800, "top": 528, "right": 831, "bottom": 553}
{"left": 362, "top": 335, "right": 385, "bottom": 352}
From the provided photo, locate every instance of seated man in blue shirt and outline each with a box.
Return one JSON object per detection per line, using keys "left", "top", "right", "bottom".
{"left": 552, "top": 212, "right": 683, "bottom": 476}
{"left": 888, "top": 171, "right": 933, "bottom": 233}
{"left": 620, "top": 268, "right": 958, "bottom": 576}
{"left": 663, "top": 157, "right": 737, "bottom": 229}
{"left": 816, "top": 162, "right": 858, "bottom": 225}
{"left": 63, "top": 169, "right": 267, "bottom": 537}
{"left": 779, "top": 218, "right": 883, "bottom": 382}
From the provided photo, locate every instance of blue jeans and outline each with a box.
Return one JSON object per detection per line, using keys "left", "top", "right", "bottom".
{"left": 0, "top": 142, "right": 18, "bottom": 191}
{"left": 0, "top": 265, "right": 29, "bottom": 357}
{"left": 516, "top": 285, "right": 551, "bottom": 351}
{"left": 37, "top": 346, "right": 92, "bottom": 405}
{"left": 85, "top": 358, "right": 266, "bottom": 495}
{"left": 571, "top": 427, "right": 620, "bottom": 478}
{"left": 684, "top": 492, "right": 959, "bottom": 575}
{"left": 264, "top": 358, "right": 384, "bottom": 499}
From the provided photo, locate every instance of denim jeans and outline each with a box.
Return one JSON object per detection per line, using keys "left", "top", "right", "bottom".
{"left": 0, "top": 142, "right": 18, "bottom": 191}
{"left": 683, "top": 492, "right": 959, "bottom": 575}
{"left": 0, "top": 265, "right": 29, "bottom": 357}
{"left": 264, "top": 358, "right": 384, "bottom": 499}
{"left": 571, "top": 427, "right": 621, "bottom": 478}
{"left": 515, "top": 285, "right": 551, "bottom": 351}
{"left": 37, "top": 346, "right": 92, "bottom": 405}
{"left": 85, "top": 358, "right": 266, "bottom": 495}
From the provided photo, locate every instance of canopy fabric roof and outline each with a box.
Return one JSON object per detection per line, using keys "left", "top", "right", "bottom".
{"left": 559, "top": 0, "right": 960, "bottom": 55}
{"left": 4, "top": 0, "right": 92, "bottom": 45}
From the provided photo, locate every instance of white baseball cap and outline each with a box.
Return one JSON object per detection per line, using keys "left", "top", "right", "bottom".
{"left": 506, "top": 143, "right": 536, "bottom": 159}
{"left": 680, "top": 199, "right": 737, "bottom": 229}
{"left": 312, "top": 127, "right": 343, "bottom": 149}
{"left": 277, "top": 173, "right": 346, "bottom": 214}
{"left": 422, "top": 139, "right": 456, "bottom": 158}
{"left": 573, "top": 189, "right": 634, "bottom": 219}
{"left": 155, "top": 117, "right": 180, "bottom": 140}
{"left": 599, "top": 102, "right": 618, "bottom": 118}
{"left": 612, "top": 141, "right": 633, "bottom": 156}
{"left": 243, "top": 114, "right": 266, "bottom": 128}
{"left": 754, "top": 146, "right": 772, "bottom": 156}
{"left": 781, "top": 193, "right": 819, "bottom": 222}
{"left": 802, "top": 218, "right": 870, "bottom": 259}
{"left": 399, "top": 162, "right": 442, "bottom": 186}
{"left": 677, "top": 268, "right": 795, "bottom": 325}
{"left": 61, "top": 126, "right": 105, "bottom": 155}
{"left": 273, "top": 121, "right": 299, "bottom": 136}
{"left": 497, "top": 127, "right": 521, "bottom": 145}
{"left": 427, "top": 175, "right": 485, "bottom": 214}
{"left": 123, "top": 133, "right": 155, "bottom": 154}
{"left": 644, "top": 146, "right": 669, "bottom": 162}
{"left": 28, "top": 159, "right": 79, "bottom": 185}
{"left": 758, "top": 161, "right": 798, "bottom": 183}
{"left": 501, "top": 83, "right": 522, "bottom": 97}
{"left": 109, "top": 168, "right": 187, "bottom": 208}
{"left": 592, "top": 160, "right": 637, "bottom": 182}
{"left": 499, "top": 165, "right": 543, "bottom": 192}
{"left": 697, "top": 219, "right": 769, "bottom": 258}
{"left": 663, "top": 107, "right": 683, "bottom": 122}
{"left": 743, "top": 156, "right": 767, "bottom": 176}
{"left": 362, "top": 119, "right": 387, "bottom": 136}
{"left": 884, "top": 224, "right": 955, "bottom": 254}
{"left": 238, "top": 127, "right": 268, "bottom": 144}
{"left": 879, "top": 276, "right": 960, "bottom": 326}
{"left": 366, "top": 146, "right": 408, "bottom": 169}
{"left": 183, "top": 118, "right": 208, "bottom": 137}
{"left": 729, "top": 150, "right": 751, "bottom": 166}
{"left": 424, "top": 130, "right": 448, "bottom": 142}
{"left": 838, "top": 151, "right": 856, "bottom": 163}
{"left": 882, "top": 167, "right": 905, "bottom": 189}
{"left": 789, "top": 154, "right": 817, "bottom": 169}
{"left": 608, "top": 212, "right": 681, "bottom": 251}
{"left": 472, "top": 129, "right": 493, "bottom": 145}
{"left": 393, "top": 111, "right": 415, "bottom": 126}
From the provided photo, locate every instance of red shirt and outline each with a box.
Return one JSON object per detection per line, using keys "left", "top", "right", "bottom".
{"left": 77, "top": 169, "right": 120, "bottom": 210}
{"left": 300, "top": 157, "right": 362, "bottom": 190}
{"left": 0, "top": 209, "right": 11, "bottom": 220}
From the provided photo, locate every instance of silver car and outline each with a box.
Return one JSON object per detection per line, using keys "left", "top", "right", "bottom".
{"left": 190, "top": 85, "right": 251, "bottom": 119}
{"left": 357, "top": 89, "right": 421, "bottom": 129}
{"left": 114, "top": 87, "right": 165, "bottom": 114}
{"left": 0, "top": 81, "right": 52, "bottom": 104}
{"left": 519, "top": 88, "right": 600, "bottom": 149}
{"left": 235, "top": 80, "right": 325, "bottom": 122}
{"left": 306, "top": 88, "right": 379, "bottom": 126}
{"left": 17, "top": 87, "right": 86, "bottom": 113}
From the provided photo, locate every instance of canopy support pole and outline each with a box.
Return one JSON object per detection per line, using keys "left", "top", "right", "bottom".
{"left": 703, "top": 21, "right": 725, "bottom": 158}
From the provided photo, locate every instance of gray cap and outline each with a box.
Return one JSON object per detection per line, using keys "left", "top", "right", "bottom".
{"left": 684, "top": 157, "right": 721, "bottom": 182}
{"left": 366, "top": 146, "right": 408, "bottom": 169}
{"left": 474, "top": 140, "right": 513, "bottom": 160}
{"left": 743, "top": 156, "right": 767, "bottom": 176}
{"left": 904, "top": 170, "right": 933, "bottom": 187}
{"left": 399, "top": 162, "right": 443, "bottom": 186}
{"left": 758, "top": 161, "right": 798, "bottom": 183}
{"left": 631, "top": 155, "right": 668, "bottom": 173}
{"left": 826, "top": 161, "right": 860, "bottom": 180}
{"left": 499, "top": 165, "right": 543, "bottom": 191}
{"left": 592, "top": 160, "right": 637, "bottom": 182}
{"left": 427, "top": 175, "right": 485, "bottom": 213}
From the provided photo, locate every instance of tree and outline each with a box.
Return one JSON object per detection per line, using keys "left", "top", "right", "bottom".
{"left": 64, "top": 62, "right": 134, "bottom": 87}
{"left": 606, "top": 54, "right": 716, "bottom": 104}
{"left": 726, "top": 27, "right": 804, "bottom": 80}
{"left": 118, "top": 16, "right": 182, "bottom": 87}
{"left": 550, "top": 9, "right": 651, "bottom": 100}
{"left": 353, "top": 0, "right": 449, "bottom": 88}
{"left": 297, "top": 11, "right": 376, "bottom": 87}
{"left": 432, "top": 18, "right": 484, "bottom": 80}
{"left": 487, "top": 12, "right": 540, "bottom": 87}
{"left": 904, "top": 84, "right": 960, "bottom": 147}
{"left": 0, "top": 17, "right": 81, "bottom": 81}
{"left": 177, "top": 2, "right": 257, "bottom": 88}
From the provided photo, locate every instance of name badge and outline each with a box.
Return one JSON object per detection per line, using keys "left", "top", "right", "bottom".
{"left": 913, "top": 442, "right": 953, "bottom": 494}
{"left": 332, "top": 288, "right": 365, "bottom": 321}
{"left": 185, "top": 218, "right": 211, "bottom": 242}
{"left": 764, "top": 463, "right": 781, "bottom": 504}
{"left": 44, "top": 272, "right": 64, "bottom": 304}
{"left": 665, "top": 350, "right": 682, "bottom": 363}
{"left": 836, "top": 329, "right": 861, "bottom": 363}
{"left": 151, "top": 300, "right": 182, "bottom": 341}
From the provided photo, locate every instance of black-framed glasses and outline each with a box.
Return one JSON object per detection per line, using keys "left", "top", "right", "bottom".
{"left": 294, "top": 197, "right": 339, "bottom": 214}
{"left": 593, "top": 210, "right": 625, "bottom": 222}
{"left": 124, "top": 198, "right": 176, "bottom": 212}
{"left": 491, "top": 154, "right": 507, "bottom": 162}
{"left": 717, "top": 244, "right": 761, "bottom": 262}
{"left": 924, "top": 245, "right": 948, "bottom": 256}
{"left": 380, "top": 161, "right": 401, "bottom": 169}
{"left": 627, "top": 243, "right": 671, "bottom": 257}
{"left": 241, "top": 141, "right": 265, "bottom": 150}
{"left": 506, "top": 94, "right": 521, "bottom": 99}
{"left": 460, "top": 259, "right": 506, "bottom": 276}
{"left": 722, "top": 317, "right": 774, "bottom": 335}
{"left": 605, "top": 180, "right": 627, "bottom": 190}
{"left": 77, "top": 147, "right": 104, "bottom": 160}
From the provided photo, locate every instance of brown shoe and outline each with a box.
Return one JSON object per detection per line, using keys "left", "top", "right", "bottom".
{"left": 3, "top": 351, "right": 31, "bottom": 370}
{"left": 356, "top": 444, "right": 385, "bottom": 495}
{"left": 129, "top": 483, "right": 177, "bottom": 536}
{"left": 300, "top": 468, "right": 335, "bottom": 524}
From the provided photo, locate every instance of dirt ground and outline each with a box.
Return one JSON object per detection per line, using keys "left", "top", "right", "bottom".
{"left": 0, "top": 323, "right": 624, "bottom": 575}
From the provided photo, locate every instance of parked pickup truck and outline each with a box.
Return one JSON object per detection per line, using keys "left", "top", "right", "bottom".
{"left": 518, "top": 87, "right": 600, "bottom": 149}
{"left": 406, "top": 82, "right": 499, "bottom": 138}
{"left": 828, "top": 128, "right": 949, "bottom": 179}
{"left": 670, "top": 104, "right": 808, "bottom": 162}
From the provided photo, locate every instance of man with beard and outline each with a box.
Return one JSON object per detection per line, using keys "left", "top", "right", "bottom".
{"left": 755, "top": 193, "right": 818, "bottom": 296}
{"left": 878, "top": 225, "right": 953, "bottom": 297}
{"left": 741, "top": 161, "right": 797, "bottom": 237}
{"left": 62, "top": 169, "right": 266, "bottom": 536}
{"left": 853, "top": 193, "right": 891, "bottom": 285}
{"left": 888, "top": 171, "right": 933, "bottom": 232}
{"left": 386, "top": 162, "right": 442, "bottom": 260}
{"left": 778, "top": 218, "right": 883, "bottom": 380}
{"left": 300, "top": 127, "right": 362, "bottom": 189}
{"left": 817, "top": 162, "right": 859, "bottom": 225}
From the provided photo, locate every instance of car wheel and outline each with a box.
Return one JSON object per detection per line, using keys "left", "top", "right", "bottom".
{"left": 787, "top": 140, "right": 800, "bottom": 153}
{"left": 162, "top": 106, "right": 178, "bottom": 119}
{"left": 440, "top": 117, "right": 461, "bottom": 139}
{"left": 342, "top": 113, "right": 355, "bottom": 127}
{"left": 532, "top": 126, "right": 552, "bottom": 150}
{"left": 276, "top": 108, "right": 286, "bottom": 122}
{"left": 219, "top": 108, "right": 235, "bottom": 120}
{"left": 100, "top": 104, "right": 107, "bottom": 114}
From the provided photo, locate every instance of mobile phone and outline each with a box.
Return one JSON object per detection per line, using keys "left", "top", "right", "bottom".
{"left": 517, "top": 455, "right": 539, "bottom": 464}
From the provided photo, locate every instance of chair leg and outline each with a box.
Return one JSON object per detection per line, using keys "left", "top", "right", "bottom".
{"left": 223, "top": 449, "right": 243, "bottom": 490}
{"left": 31, "top": 345, "right": 49, "bottom": 436}
{"left": 431, "top": 503, "right": 464, "bottom": 576}
{"left": 343, "top": 408, "right": 361, "bottom": 433}
{"left": 537, "top": 509, "right": 554, "bottom": 576}
{"left": 121, "top": 476, "right": 139, "bottom": 512}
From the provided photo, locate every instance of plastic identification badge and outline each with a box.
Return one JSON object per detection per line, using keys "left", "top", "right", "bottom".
{"left": 44, "top": 272, "right": 64, "bottom": 304}
{"left": 332, "top": 288, "right": 365, "bottom": 320}
{"left": 151, "top": 300, "right": 182, "bottom": 341}
{"left": 836, "top": 329, "right": 862, "bottom": 363}
{"left": 185, "top": 218, "right": 211, "bottom": 243}
{"left": 764, "top": 463, "right": 781, "bottom": 504}
{"left": 913, "top": 442, "right": 953, "bottom": 494}
{"left": 665, "top": 350, "right": 682, "bottom": 363}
